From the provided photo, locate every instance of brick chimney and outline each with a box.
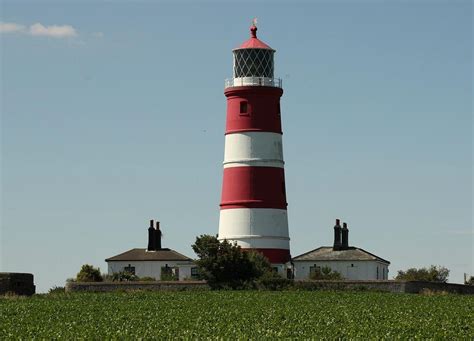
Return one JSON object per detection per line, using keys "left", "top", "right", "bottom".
{"left": 333, "top": 219, "right": 342, "bottom": 250}
{"left": 341, "top": 222, "right": 349, "bottom": 249}
{"left": 147, "top": 219, "right": 156, "bottom": 251}
{"left": 154, "top": 221, "right": 162, "bottom": 250}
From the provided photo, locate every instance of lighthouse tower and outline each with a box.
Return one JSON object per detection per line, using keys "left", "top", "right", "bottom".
{"left": 218, "top": 22, "right": 290, "bottom": 271}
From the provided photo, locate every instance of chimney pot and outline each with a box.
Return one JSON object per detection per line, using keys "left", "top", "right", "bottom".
{"left": 154, "top": 221, "right": 162, "bottom": 249}
{"left": 147, "top": 219, "right": 156, "bottom": 251}
{"left": 341, "top": 222, "right": 349, "bottom": 249}
{"left": 333, "top": 219, "right": 342, "bottom": 250}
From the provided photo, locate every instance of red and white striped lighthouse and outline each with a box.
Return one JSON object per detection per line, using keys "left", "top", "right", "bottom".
{"left": 218, "top": 22, "right": 290, "bottom": 267}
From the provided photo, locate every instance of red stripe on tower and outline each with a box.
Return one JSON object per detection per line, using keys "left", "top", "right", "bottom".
{"left": 225, "top": 87, "right": 283, "bottom": 134}
{"left": 218, "top": 23, "right": 291, "bottom": 266}
{"left": 221, "top": 167, "right": 287, "bottom": 210}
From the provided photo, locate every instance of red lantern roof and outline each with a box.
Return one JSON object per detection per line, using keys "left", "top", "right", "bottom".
{"left": 234, "top": 25, "right": 274, "bottom": 51}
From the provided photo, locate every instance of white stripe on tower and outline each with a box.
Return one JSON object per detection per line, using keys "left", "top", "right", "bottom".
{"left": 223, "top": 132, "right": 284, "bottom": 168}
{"left": 219, "top": 208, "right": 290, "bottom": 249}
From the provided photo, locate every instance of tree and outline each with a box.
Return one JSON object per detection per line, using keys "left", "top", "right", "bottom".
{"left": 395, "top": 265, "right": 449, "bottom": 283}
{"left": 310, "top": 266, "right": 344, "bottom": 280}
{"left": 246, "top": 249, "right": 274, "bottom": 278}
{"left": 76, "top": 264, "right": 103, "bottom": 282}
{"left": 191, "top": 235, "right": 273, "bottom": 289}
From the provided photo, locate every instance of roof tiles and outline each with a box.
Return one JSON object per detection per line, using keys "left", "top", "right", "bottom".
{"left": 105, "top": 248, "right": 193, "bottom": 262}
{"left": 292, "top": 246, "right": 390, "bottom": 264}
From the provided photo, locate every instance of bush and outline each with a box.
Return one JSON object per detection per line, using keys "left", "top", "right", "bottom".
{"left": 246, "top": 251, "right": 274, "bottom": 279}
{"left": 310, "top": 266, "right": 344, "bottom": 280}
{"left": 139, "top": 276, "right": 156, "bottom": 282}
{"left": 102, "top": 273, "right": 114, "bottom": 282}
{"left": 395, "top": 265, "right": 449, "bottom": 283}
{"left": 255, "top": 272, "right": 293, "bottom": 290}
{"left": 48, "top": 286, "right": 65, "bottom": 294}
{"left": 160, "top": 272, "right": 177, "bottom": 281}
{"left": 112, "top": 271, "right": 138, "bottom": 282}
{"left": 192, "top": 235, "right": 275, "bottom": 289}
{"left": 419, "top": 288, "right": 449, "bottom": 296}
{"left": 76, "top": 264, "right": 103, "bottom": 282}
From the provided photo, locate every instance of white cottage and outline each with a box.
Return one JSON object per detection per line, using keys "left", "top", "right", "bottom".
{"left": 105, "top": 220, "right": 197, "bottom": 281}
{"left": 292, "top": 220, "right": 390, "bottom": 280}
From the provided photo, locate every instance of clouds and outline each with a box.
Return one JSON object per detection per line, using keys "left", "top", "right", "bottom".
{"left": 0, "top": 22, "right": 26, "bottom": 33}
{"left": 29, "top": 23, "right": 77, "bottom": 38}
{"left": 0, "top": 21, "right": 79, "bottom": 39}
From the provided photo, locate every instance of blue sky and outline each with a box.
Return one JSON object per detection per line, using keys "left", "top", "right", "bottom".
{"left": 1, "top": 0, "right": 472, "bottom": 292}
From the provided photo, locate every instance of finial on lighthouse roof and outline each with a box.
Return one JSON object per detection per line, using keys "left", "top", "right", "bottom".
{"left": 236, "top": 18, "right": 273, "bottom": 50}
{"left": 250, "top": 18, "right": 258, "bottom": 38}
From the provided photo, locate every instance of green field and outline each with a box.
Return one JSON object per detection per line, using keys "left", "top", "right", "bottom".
{"left": 1, "top": 291, "right": 472, "bottom": 338}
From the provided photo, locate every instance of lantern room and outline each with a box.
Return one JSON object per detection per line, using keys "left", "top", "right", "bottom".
{"left": 225, "top": 23, "right": 282, "bottom": 88}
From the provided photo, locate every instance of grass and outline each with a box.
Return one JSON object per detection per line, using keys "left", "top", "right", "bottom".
{"left": 1, "top": 291, "right": 472, "bottom": 338}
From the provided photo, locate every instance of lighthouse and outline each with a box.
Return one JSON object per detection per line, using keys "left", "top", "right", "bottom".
{"left": 218, "top": 21, "right": 290, "bottom": 272}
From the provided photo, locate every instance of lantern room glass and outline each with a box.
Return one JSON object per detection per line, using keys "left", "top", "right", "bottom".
{"left": 233, "top": 49, "right": 274, "bottom": 78}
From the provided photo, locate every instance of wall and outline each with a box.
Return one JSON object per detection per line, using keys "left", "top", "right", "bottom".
{"left": 66, "top": 281, "right": 209, "bottom": 293}
{"left": 107, "top": 261, "right": 195, "bottom": 281}
{"left": 404, "top": 281, "right": 474, "bottom": 294}
{"left": 293, "top": 260, "right": 389, "bottom": 280}
{"left": 0, "top": 273, "right": 35, "bottom": 296}
{"left": 294, "top": 280, "right": 474, "bottom": 295}
{"left": 65, "top": 280, "right": 474, "bottom": 294}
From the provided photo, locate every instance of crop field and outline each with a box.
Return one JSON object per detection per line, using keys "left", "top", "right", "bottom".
{"left": 1, "top": 290, "right": 472, "bottom": 339}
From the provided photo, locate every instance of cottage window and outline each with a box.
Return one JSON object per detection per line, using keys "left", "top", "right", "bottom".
{"left": 309, "top": 265, "right": 321, "bottom": 277}
{"left": 191, "top": 267, "right": 200, "bottom": 279}
{"left": 161, "top": 266, "right": 172, "bottom": 276}
{"left": 124, "top": 264, "right": 135, "bottom": 275}
{"left": 161, "top": 265, "right": 176, "bottom": 281}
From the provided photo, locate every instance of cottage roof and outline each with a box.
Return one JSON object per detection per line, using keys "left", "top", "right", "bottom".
{"left": 105, "top": 248, "right": 193, "bottom": 262}
{"left": 292, "top": 246, "right": 390, "bottom": 264}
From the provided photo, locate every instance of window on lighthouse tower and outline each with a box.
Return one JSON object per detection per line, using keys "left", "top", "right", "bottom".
{"left": 240, "top": 101, "right": 248, "bottom": 115}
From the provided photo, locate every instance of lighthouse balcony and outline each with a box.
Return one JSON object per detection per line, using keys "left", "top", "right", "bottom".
{"left": 225, "top": 77, "right": 282, "bottom": 89}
